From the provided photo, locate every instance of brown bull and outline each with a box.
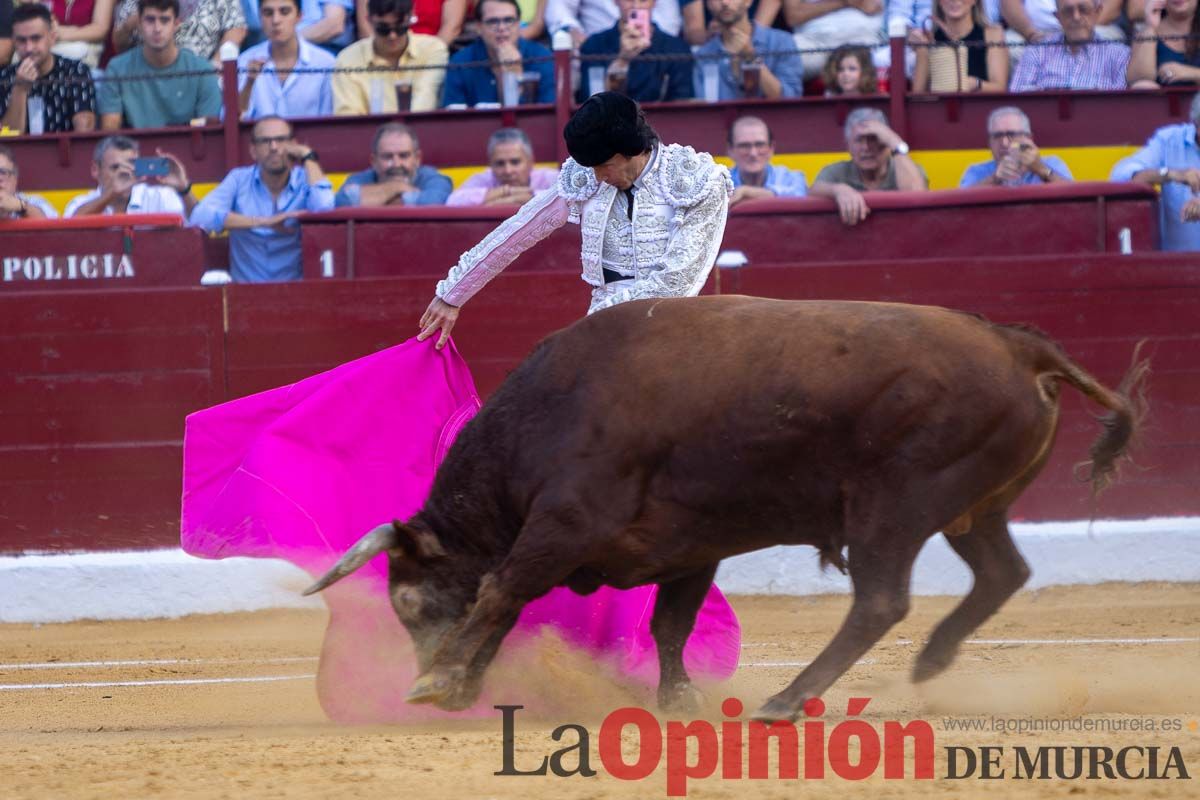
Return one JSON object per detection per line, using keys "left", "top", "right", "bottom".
{"left": 304, "top": 296, "right": 1147, "bottom": 721}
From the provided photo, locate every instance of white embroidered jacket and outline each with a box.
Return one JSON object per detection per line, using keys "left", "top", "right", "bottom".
{"left": 435, "top": 143, "right": 733, "bottom": 314}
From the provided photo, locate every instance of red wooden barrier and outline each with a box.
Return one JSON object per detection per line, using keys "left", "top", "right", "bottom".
{"left": 0, "top": 253, "right": 1196, "bottom": 552}
{"left": 299, "top": 183, "right": 1159, "bottom": 279}
{"left": 1, "top": 215, "right": 206, "bottom": 291}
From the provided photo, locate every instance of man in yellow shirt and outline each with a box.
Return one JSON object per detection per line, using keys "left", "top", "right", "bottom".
{"left": 332, "top": 0, "right": 447, "bottom": 114}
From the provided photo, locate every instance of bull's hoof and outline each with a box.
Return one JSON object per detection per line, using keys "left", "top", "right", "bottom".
{"left": 405, "top": 672, "right": 451, "bottom": 706}
{"left": 912, "top": 647, "right": 956, "bottom": 684}
{"left": 750, "top": 697, "right": 799, "bottom": 724}
{"left": 658, "top": 682, "right": 704, "bottom": 715}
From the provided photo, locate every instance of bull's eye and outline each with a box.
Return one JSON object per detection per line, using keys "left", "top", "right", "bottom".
{"left": 390, "top": 586, "right": 423, "bottom": 618}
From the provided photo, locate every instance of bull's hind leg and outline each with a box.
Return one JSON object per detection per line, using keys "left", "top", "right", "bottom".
{"left": 753, "top": 534, "right": 925, "bottom": 722}
{"left": 651, "top": 564, "right": 719, "bottom": 712}
{"left": 912, "top": 511, "right": 1030, "bottom": 682}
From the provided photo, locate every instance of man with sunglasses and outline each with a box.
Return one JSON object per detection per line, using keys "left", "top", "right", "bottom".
{"left": 238, "top": 0, "right": 335, "bottom": 119}
{"left": 333, "top": 0, "right": 448, "bottom": 114}
{"left": 190, "top": 116, "right": 335, "bottom": 282}
{"left": 960, "top": 106, "right": 1072, "bottom": 187}
{"left": 441, "top": 0, "right": 555, "bottom": 107}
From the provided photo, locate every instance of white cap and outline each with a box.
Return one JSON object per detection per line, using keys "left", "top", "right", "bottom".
{"left": 887, "top": 17, "right": 909, "bottom": 38}
{"left": 219, "top": 40, "right": 240, "bottom": 62}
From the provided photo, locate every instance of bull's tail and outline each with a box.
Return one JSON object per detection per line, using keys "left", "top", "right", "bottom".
{"left": 1041, "top": 340, "right": 1151, "bottom": 496}
{"left": 301, "top": 523, "right": 399, "bottom": 595}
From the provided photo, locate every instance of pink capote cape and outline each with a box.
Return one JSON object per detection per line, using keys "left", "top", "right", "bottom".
{"left": 181, "top": 339, "right": 741, "bottom": 723}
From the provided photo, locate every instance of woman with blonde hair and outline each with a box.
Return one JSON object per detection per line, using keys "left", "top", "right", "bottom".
{"left": 821, "top": 44, "right": 877, "bottom": 96}
{"left": 911, "top": 0, "right": 1008, "bottom": 93}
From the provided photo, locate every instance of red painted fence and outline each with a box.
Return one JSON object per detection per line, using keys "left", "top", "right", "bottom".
{"left": 1, "top": 253, "right": 1197, "bottom": 553}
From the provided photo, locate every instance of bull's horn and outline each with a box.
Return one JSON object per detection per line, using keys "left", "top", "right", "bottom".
{"left": 301, "top": 523, "right": 399, "bottom": 596}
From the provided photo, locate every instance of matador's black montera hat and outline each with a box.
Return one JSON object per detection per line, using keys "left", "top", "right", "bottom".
{"left": 564, "top": 92, "right": 659, "bottom": 167}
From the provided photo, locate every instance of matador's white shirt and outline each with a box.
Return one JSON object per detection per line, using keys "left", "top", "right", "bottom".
{"left": 435, "top": 143, "right": 733, "bottom": 315}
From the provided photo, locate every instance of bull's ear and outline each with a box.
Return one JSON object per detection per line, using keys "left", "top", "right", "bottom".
{"left": 391, "top": 520, "right": 448, "bottom": 562}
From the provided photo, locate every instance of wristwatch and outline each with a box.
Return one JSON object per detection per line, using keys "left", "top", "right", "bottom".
{"left": 301, "top": 150, "right": 320, "bottom": 164}
{"left": 892, "top": 141, "right": 910, "bottom": 156}
{"left": 1159, "top": 166, "right": 1171, "bottom": 183}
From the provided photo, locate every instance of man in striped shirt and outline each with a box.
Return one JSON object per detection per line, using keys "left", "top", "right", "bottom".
{"left": 1009, "top": 0, "right": 1129, "bottom": 91}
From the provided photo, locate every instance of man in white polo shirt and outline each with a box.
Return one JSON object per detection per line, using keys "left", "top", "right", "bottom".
{"left": 65, "top": 136, "right": 197, "bottom": 218}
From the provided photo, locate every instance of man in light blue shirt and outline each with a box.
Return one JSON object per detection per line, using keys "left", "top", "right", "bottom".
{"left": 335, "top": 122, "right": 452, "bottom": 206}
{"left": 190, "top": 116, "right": 335, "bottom": 281}
{"left": 960, "top": 106, "right": 1073, "bottom": 187}
{"left": 727, "top": 115, "right": 806, "bottom": 206}
{"left": 238, "top": 0, "right": 335, "bottom": 119}
{"left": 694, "top": 0, "right": 802, "bottom": 100}
{"left": 1111, "top": 93, "right": 1200, "bottom": 252}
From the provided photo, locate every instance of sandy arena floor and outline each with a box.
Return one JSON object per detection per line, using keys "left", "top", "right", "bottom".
{"left": 0, "top": 584, "right": 1197, "bottom": 799}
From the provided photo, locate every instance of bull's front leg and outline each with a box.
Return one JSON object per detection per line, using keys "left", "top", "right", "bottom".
{"left": 408, "top": 527, "right": 578, "bottom": 711}
{"left": 651, "top": 564, "right": 719, "bottom": 712}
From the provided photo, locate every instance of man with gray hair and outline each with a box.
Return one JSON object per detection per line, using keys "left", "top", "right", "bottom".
{"left": 960, "top": 106, "right": 1073, "bottom": 187}
{"left": 810, "top": 107, "right": 927, "bottom": 226}
{"left": 1009, "top": 0, "right": 1129, "bottom": 91}
{"left": 335, "top": 122, "right": 451, "bottom": 207}
{"left": 1111, "top": 93, "right": 1200, "bottom": 251}
{"left": 65, "top": 135, "right": 196, "bottom": 218}
{"left": 447, "top": 128, "right": 560, "bottom": 207}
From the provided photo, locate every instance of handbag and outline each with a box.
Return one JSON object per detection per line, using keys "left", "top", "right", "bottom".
{"left": 929, "top": 41, "right": 970, "bottom": 93}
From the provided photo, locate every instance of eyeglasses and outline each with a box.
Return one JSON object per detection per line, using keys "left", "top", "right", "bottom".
{"left": 481, "top": 15, "right": 519, "bottom": 29}
{"left": 988, "top": 130, "right": 1028, "bottom": 141}
{"left": 0, "top": 167, "right": 15, "bottom": 178}
{"left": 1057, "top": 3, "right": 1097, "bottom": 17}
{"left": 374, "top": 21, "right": 410, "bottom": 37}
{"left": 252, "top": 134, "right": 291, "bottom": 146}
{"left": 732, "top": 141, "right": 771, "bottom": 152}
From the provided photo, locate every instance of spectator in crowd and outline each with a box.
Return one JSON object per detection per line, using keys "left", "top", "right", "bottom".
{"left": 65, "top": 135, "right": 197, "bottom": 217}
{"left": 810, "top": 107, "right": 927, "bottom": 225}
{"left": 821, "top": 43, "right": 877, "bottom": 95}
{"left": 786, "top": 0, "right": 884, "bottom": 80}
{"left": 1, "top": 3, "right": 96, "bottom": 133}
{"left": 911, "top": 0, "right": 1009, "bottom": 92}
{"left": 112, "top": 0, "right": 246, "bottom": 65}
{"left": 577, "top": 0, "right": 694, "bottom": 103}
{"left": 299, "top": 0, "right": 355, "bottom": 52}
{"left": 1, "top": 0, "right": 12, "bottom": 67}
{"left": 694, "top": 0, "right": 803, "bottom": 99}
{"left": 242, "top": 0, "right": 264, "bottom": 46}
{"left": 1128, "top": 0, "right": 1200, "bottom": 88}
{"left": 960, "top": 106, "right": 1073, "bottom": 185}
{"left": 518, "top": 0, "right": 549, "bottom": 40}
{"left": 335, "top": 122, "right": 452, "bottom": 206}
{"left": 46, "top": 0, "right": 116, "bottom": 68}
{"left": 1009, "top": 0, "right": 1130, "bottom": 90}
{"left": 357, "top": 0, "right": 466, "bottom": 47}
{"left": 1111, "top": 93, "right": 1200, "bottom": 250}
{"left": 100, "top": 0, "right": 223, "bottom": 129}
{"left": 1002, "top": 0, "right": 1123, "bottom": 58}
{"left": 726, "top": 115, "right": 807, "bottom": 206}
{"left": 547, "top": 0, "right": 684, "bottom": 45}
{"left": 447, "top": 127, "right": 558, "bottom": 206}
{"left": 191, "top": 116, "right": 334, "bottom": 281}
{"left": 0, "top": 144, "right": 55, "bottom": 219}
{"left": 239, "top": 0, "right": 334, "bottom": 118}
{"left": 334, "top": 0, "right": 447, "bottom": 114}
{"left": 679, "top": 0, "right": 781, "bottom": 46}
{"left": 442, "top": 0, "right": 555, "bottom": 106}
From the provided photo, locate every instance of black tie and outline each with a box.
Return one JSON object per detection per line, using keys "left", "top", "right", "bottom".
{"left": 624, "top": 187, "right": 636, "bottom": 220}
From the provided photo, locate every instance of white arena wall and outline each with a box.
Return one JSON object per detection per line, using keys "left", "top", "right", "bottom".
{"left": 1, "top": 517, "right": 1199, "bottom": 624}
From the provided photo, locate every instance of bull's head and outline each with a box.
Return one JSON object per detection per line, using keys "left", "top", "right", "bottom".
{"left": 302, "top": 521, "right": 471, "bottom": 680}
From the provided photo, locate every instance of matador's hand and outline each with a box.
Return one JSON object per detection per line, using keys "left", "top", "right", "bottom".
{"left": 418, "top": 296, "right": 460, "bottom": 350}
